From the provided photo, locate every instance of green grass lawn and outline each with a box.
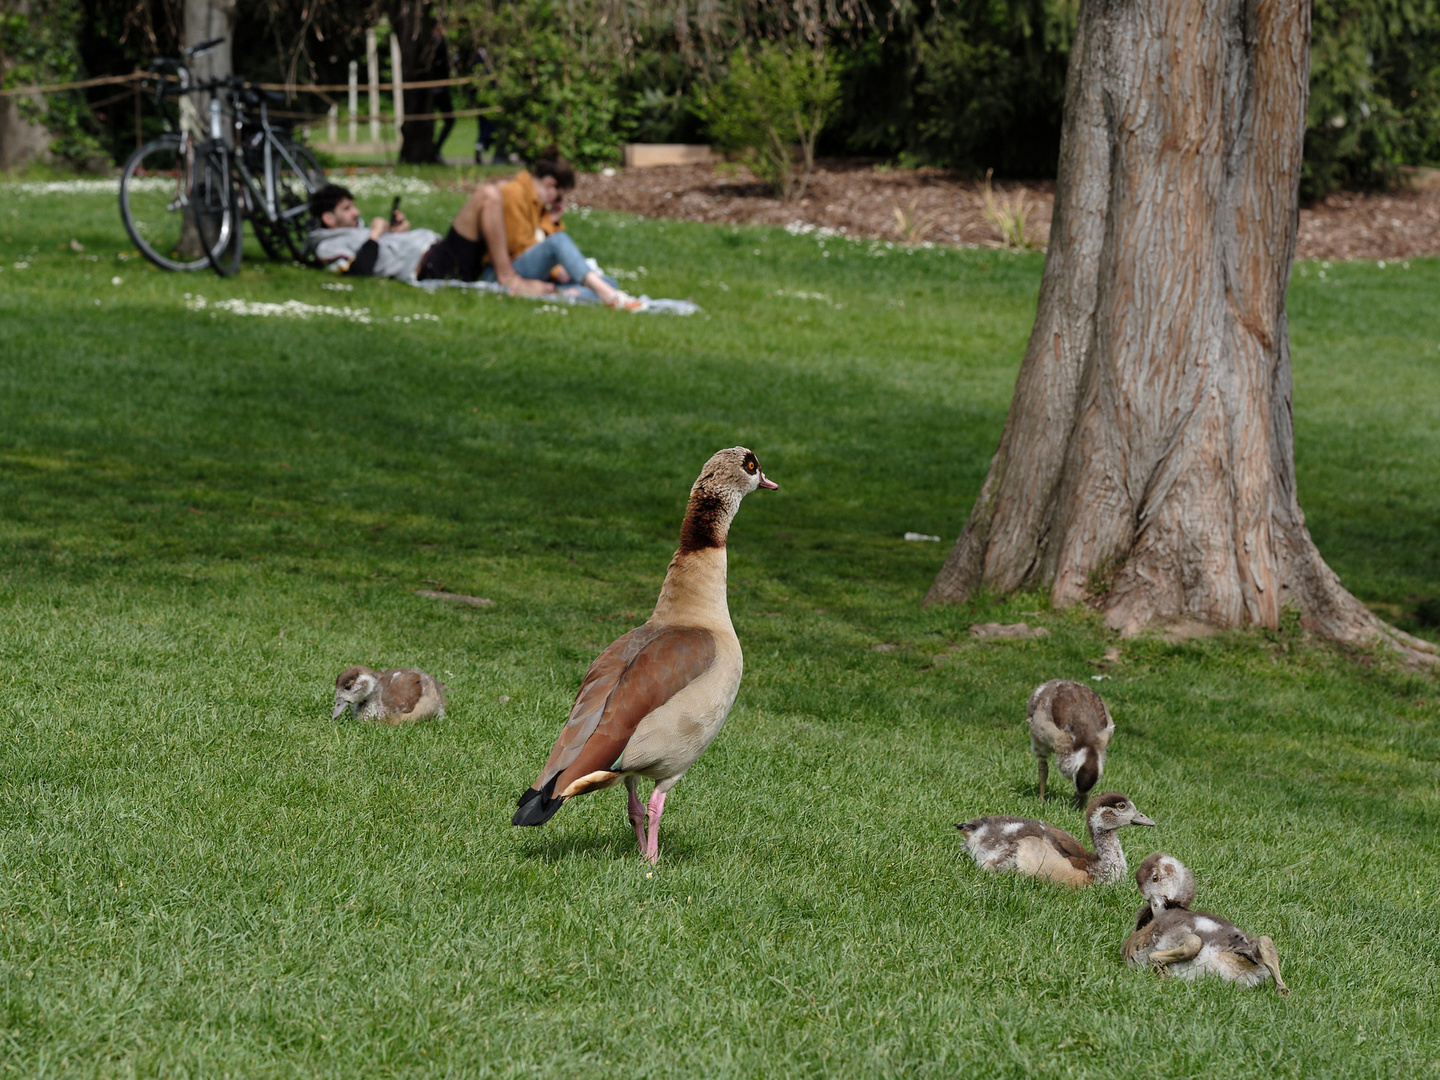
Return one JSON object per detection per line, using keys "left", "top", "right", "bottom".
{"left": 1, "top": 177, "right": 1438, "bottom": 1078}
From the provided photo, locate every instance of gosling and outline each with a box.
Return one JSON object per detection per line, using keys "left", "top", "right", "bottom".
{"left": 1122, "top": 854, "right": 1290, "bottom": 995}
{"left": 956, "top": 792, "right": 1155, "bottom": 887}
{"left": 1027, "top": 679, "right": 1115, "bottom": 805}
{"left": 332, "top": 665, "right": 447, "bottom": 725}
{"left": 1121, "top": 852, "right": 1197, "bottom": 965}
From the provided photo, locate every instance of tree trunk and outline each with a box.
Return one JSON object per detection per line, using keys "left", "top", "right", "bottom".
{"left": 0, "top": 1, "right": 55, "bottom": 170}
{"left": 183, "top": 0, "right": 236, "bottom": 128}
{"left": 926, "top": 0, "right": 1435, "bottom": 664}
{"left": 390, "top": 1, "right": 439, "bottom": 164}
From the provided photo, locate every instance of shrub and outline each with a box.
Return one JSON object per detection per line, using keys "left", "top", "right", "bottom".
{"left": 1304, "top": 0, "right": 1440, "bottom": 198}
{"left": 699, "top": 41, "right": 839, "bottom": 202}
{"left": 472, "top": 4, "right": 625, "bottom": 169}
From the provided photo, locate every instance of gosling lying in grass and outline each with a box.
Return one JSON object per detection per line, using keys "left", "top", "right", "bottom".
{"left": 1122, "top": 853, "right": 1290, "bottom": 995}
{"left": 956, "top": 792, "right": 1155, "bottom": 887}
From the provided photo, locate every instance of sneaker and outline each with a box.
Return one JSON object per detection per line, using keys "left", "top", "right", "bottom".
{"left": 608, "top": 291, "right": 646, "bottom": 312}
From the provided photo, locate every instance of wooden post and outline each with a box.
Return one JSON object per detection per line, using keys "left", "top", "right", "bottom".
{"left": 347, "top": 60, "right": 358, "bottom": 143}
{"left": 134, "top": 78, "right": 142, "bottom": 150}
{"left": 389, "top": 31, "right": 404, "bottom": 142}
{"left": 366, "top": 28, "right": 380, "bottom": 143}
{"left": 327, "top": 104, "right": 338, "bottom": 143}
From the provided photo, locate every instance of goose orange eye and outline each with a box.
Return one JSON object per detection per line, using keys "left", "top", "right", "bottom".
{"left": 745, "top": 461, "right": 756, "bottom": 472}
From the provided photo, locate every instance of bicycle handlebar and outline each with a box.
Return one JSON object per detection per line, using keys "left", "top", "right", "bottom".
{"left": 182, "top": 37, "right": 225, "bottom": 59}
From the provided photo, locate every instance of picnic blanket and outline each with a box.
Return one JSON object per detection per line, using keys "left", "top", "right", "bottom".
{"left": 410, "top": 277, "right": 700, "bottom": 316}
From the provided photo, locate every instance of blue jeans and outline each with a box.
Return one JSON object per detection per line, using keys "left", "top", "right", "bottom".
{"left": 484, "top": 233, "right": 619, "bottom": 303}
{"left": 483, "top": 231, "right": 612, "bottom": 289}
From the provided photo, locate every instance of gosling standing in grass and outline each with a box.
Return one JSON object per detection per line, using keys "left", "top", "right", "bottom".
{"left": 511, "top": 447, "right": 778, "bottom": 864}
{"left": 1027, "top": 679, "right": 1115, "bottom": 804}
{"left": 332, "top": 666, "right": 447, "bottom": 725}
{"left": 1122, "top": 853, "right": 1290, "bottom": 994}
{"left": 957, "top": 792, "right": 1155, "bottom": 887}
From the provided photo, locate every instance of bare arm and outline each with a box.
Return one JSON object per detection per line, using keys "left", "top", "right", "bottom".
{"left": 478, "top": 186, "right": 552, "bottom": 297}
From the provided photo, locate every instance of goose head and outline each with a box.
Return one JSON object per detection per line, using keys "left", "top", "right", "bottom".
{"left": 679, "top": 447, "right": 778, "bottom": 552}
{"left": 1085, "top": 792, "right": 1156, "bottom": 835}
{"left": 333, "top": 665, "right": 379, "bottom": 718}
{"left": 1135, "top": 852, "right": 1196, "bottom": 915}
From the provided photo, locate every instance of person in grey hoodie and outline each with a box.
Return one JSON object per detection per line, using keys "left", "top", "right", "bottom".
{"left": 307, "top": 182, "right": 552, "bottom": 297}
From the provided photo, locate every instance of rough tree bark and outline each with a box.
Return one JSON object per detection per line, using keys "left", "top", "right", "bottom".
{"left": 926, "top": 0, "right": 1435, "bottom": 664}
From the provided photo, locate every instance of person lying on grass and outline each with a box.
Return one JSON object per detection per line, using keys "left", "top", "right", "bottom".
{"left": 305, "top": 181, "right": 552, "bottom": 297}
{"left": 494, "top": 147, "right": 642, "bottom": 310}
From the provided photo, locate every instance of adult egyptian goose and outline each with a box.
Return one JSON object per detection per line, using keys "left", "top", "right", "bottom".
{"left": 1027, "top": 679, "right": 1115, "bottom": 804}
{"left": 511, "top": 446, "right": 778, "bottom": 863}
{"left": 1121, "top": 852, "right": 1196, "bottom": 964}
{"left": 332, "top": 666, "right": 447, "bottom": 725}
{"left": 956, "top": 792, "right": 1155, "bottom": 887}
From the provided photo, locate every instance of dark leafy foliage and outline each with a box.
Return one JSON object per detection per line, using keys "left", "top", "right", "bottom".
{"left": 17, "top": 0, "right": 1440, "bottom": 196}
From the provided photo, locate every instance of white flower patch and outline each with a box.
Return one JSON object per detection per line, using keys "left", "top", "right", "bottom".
{"left": 2, "top": 177, "right": 177, "bottom": 197}
{"left": 774, "top": 289, "right": 842, "bottom": 308}
{"left": 185, "top": 294, "right": 373, "bottom": 324}
{"left": 339, "top": 175, "right": 436, "bottom": 198}
{"left": 13, "top": 261, "right": 29, "bottom": 270}
{"left": 535, "top": 304, "right": 569, "bottom": 316}
{"left": 391, "top": 313, "right": 441, "bottom": 323}
{"left": 321, "top": 282, "right": 354, "bottom": 291}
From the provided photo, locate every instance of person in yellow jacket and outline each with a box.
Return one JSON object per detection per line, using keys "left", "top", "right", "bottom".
{"left": 486, "top": 147, "right": 642, "bottom": 310}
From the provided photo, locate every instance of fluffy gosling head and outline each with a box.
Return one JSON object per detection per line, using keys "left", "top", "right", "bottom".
{"left": 333, "top": 665, "right": 380, "bottom": 719}
{"left": 1085, "top": 791, "right": 1156, "bottom": 834}
{"left": 1135, "top": 852, "right": 1196, "bottom": 915}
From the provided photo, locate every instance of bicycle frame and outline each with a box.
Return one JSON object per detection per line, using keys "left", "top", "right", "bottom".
{"left": 230, "top": 96, "right": 315, "bottom": 230}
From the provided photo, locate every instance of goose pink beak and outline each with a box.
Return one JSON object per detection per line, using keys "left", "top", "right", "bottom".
{"left": 758, "top": 471, "right": 779, "bottom": 490}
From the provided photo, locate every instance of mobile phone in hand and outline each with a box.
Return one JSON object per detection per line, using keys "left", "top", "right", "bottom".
{"left": 390, "top": 196, "right": 402, "bottom": 225}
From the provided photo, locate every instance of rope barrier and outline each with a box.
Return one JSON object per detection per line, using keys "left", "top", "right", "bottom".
{"left": 0, "top": 72, "right": 477, "bottom": 98}
{"left": 270, "top": 105, "right": 499, "bottom": 123}
{"left": 0, "top": 71, "right": 143, "bottom": 96}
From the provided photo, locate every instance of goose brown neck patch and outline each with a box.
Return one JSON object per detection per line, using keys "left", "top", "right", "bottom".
{"left": 679, "top": 491, "right": 730, "bottom": 553}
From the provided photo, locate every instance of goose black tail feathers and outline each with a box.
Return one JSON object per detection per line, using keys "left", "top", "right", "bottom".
{"left": 512, "top": 774, "right": 565, "bottom": 826}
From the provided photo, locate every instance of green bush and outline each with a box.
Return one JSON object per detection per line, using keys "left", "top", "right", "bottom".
{"left": 1, "top": 0, "right": 104, "bottom": 169}
{"left": 1304, "top": 0, "right": 1440, "bottom": 198}
{"left": 699, "top": 41, "right": 839, "bottom": 201}
{"left": 471, "top": 3, "right": 626, "bottom": 170}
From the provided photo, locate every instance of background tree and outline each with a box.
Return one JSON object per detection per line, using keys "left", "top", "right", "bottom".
{"left": 924, "top": 0, "right": 1436, "bottom": 664}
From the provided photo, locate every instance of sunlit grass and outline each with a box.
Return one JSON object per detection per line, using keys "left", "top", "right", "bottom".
{"left": 0, "top": 180, "right": 1437, "bottom": 1078}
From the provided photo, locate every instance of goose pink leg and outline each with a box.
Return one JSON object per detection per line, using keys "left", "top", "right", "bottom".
{"left": 642, "top": 788, "right": 668, "bottom": 865}
{"left": 626, "top": 779, "right": 647, "bottom": 852}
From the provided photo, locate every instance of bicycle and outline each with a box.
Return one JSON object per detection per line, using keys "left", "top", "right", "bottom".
{"left": 202, "top": 77, "right": 327, "bottom": 276}
{"left": 118, "top": 39, "right": 236, "bottom": 272}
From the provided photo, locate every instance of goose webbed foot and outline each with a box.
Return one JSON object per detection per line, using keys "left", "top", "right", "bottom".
{"left": 1150, "top": 933, "right": 1203, "bottom": 968}
{"left": 1258, "top": 936, "right": 1290, "bottom": 996}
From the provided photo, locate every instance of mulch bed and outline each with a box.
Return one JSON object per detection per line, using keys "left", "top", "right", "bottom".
{"left": 570, "top": 160, "right": 1440, "bottom": 261}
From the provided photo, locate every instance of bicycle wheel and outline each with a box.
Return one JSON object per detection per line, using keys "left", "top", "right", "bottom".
{"left": 194, "top": 141, "right": 242, "bottom": 277}
{"left": 120, "top": 134, "right": 224, "bottom": 272}
{"left": 272, "top": 139, "right": 326, "bottom": 262}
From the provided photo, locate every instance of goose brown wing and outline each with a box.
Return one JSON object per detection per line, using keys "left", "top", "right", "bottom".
{"left": 1051, "top": 681, "right": 1113, "bottom": 744}
{"left": 380, "top": 670, "right": 423, "bottom": 715}
{"left": 532, "top": 625, "right": 717, "bottom": 794}
{"left": 1039, "top": 822, "right": 1093, "bottom": 873}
